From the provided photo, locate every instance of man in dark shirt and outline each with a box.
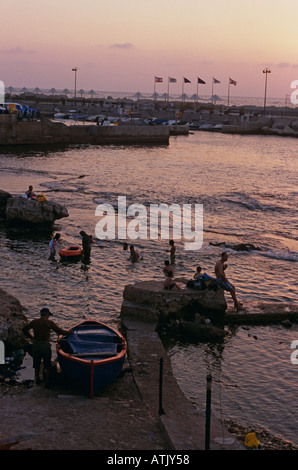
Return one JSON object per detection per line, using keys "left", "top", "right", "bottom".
{"left": 80, "top": 230, "right": 94, "bottom": 262}
{"left": 22, "top": 308, "right": 70, "bottom": 385}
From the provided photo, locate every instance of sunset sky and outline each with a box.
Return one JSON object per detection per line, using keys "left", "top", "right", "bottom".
{"left": 1, "top": 0, "right": 298, "bottom": 99}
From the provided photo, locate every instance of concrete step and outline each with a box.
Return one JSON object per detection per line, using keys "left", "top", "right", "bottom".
{"left": 121, "top": 299, "right": 159, "bottom": 322}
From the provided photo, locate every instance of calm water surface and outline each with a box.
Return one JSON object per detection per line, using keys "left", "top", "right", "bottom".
{"left": 0, "top": 131, "right": 297, "bottom": 444}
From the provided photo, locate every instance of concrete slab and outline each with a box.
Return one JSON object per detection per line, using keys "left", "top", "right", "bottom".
{"left": 122, "top": 317, "right": 245, "bottom": 450}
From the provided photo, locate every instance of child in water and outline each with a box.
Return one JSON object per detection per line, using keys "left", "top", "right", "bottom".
{"left": 49, "top": 233, "right": 61, "bottom": 258}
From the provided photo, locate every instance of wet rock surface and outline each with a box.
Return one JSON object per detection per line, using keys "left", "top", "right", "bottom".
{"left": 0, "top": 288, "right": 28, "bottom": 353}
{"left": 5, "top": 196, "right": 69, "bottom": 224}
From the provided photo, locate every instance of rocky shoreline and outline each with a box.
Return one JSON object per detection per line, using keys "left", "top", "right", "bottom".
{"left": 223, "top": 418, "right": 298, "bottom": 451}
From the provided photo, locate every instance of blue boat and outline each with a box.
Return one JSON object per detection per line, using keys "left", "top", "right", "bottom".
{"left": 57, "top": 320, "right": 127, "bottom": 398}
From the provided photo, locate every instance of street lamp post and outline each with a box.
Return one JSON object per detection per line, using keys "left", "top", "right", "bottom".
{"left": 263, "top": 67, "right": 271, "bottom": 115}
{"left": 72, "top": 67, "right": 78, "bottom": 108}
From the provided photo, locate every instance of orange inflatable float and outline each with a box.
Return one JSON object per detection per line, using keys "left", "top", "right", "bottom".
{"left": 59, "top": 245, "right": 83, "bottom": 258}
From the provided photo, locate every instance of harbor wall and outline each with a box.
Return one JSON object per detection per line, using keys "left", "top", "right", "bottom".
{"left": 0, "top": 115, "right": 170, "bottom": 145}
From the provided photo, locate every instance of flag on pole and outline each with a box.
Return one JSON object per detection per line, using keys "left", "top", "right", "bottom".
{"left": 184, "top": 77, "right": 191, "bottom": 83}
{"left": 229, "top": 77, "right": 237, "bottom": 86}
{"left": 169, "top": 77, "right": 177, "bottom": 83}
{"left": 197, "top": 77, "right": 206, "bottom": 84}
{"left": 155, "top": 77, "right": 163, "bottom": 83}
{"left": 213, "top": 77, "right": 220, "bottom": 84}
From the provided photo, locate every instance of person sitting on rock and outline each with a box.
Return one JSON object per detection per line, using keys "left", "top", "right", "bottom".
{"left": 164, "top": 271, "right": 182, "bottom": 291}
{"left": 193, "top": 266, "right": 202, "bottom": 279}
{"left": 25, "top": 185, "right": 36, "bottom": 199}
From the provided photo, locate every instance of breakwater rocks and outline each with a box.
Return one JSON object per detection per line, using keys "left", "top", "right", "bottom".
{"left": 0, "top": 289, "right": 27, "bottom": 354}
{"left": 0, "top": 190, "right": 69, "bottom": 225}
{"left": 221, "top": 116, "right": 298, "bottom": 137}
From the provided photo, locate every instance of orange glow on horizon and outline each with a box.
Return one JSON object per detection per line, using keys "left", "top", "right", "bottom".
{"left": 1, "top": 0, "right": 298, "bottom": 99}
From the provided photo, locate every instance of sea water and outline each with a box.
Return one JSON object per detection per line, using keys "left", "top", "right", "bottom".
{"left": 0, "top": 131, "right": 297, "bottom": 444}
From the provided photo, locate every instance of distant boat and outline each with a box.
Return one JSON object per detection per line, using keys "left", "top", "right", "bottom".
{"left": 57, "top": 320, "right": 127, "bottom": 398}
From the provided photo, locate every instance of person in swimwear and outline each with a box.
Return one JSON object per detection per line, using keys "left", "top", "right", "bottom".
{"left": 167, "top": 239, "right": 176, "bottom": 265}
{"left": 193, "top": 266, "right": 202, "bottom": 279}
{"left": 163, "top": 259, "right": 174, "bottom": 276}
{"left": 164, "top": 270, "right": 182, "bottom": 291}
{"left": 49, "top": 233, "right": 61, "bottom": 258}
{"left": 26, "top": 185, "right": 36, "bottom": 199}
{"left": 129, "top": 245, "right": 140, "bottom": 263}
{"left": 214, "top": 252, "right": 244, "bottom": 310}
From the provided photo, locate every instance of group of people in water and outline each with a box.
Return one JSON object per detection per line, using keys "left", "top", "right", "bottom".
{"left": 48, "top": 230, "right": 94, "bottom": 263}
{"left": 43, "top": 184, "right": 242, "bottom": 311}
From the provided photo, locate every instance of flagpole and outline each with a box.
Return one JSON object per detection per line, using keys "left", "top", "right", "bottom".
{"left": 212, "top": 78, "right": 214, "bottom": 105}
{"left": 228, "top": 79, "right": 230, "bottom": 107}
{"left": 167, "top": 78, "right": 169, "bottom": 101}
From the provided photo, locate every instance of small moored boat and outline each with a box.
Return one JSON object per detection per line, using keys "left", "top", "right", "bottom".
{"left": 57, "top": 320, "right": 127, "bottom": 397}
{"left": 59, "top": 245, "right": 82, "bottom": 259}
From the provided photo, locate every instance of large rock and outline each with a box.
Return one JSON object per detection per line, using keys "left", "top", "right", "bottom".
{"left": 121, "top": 279, "right": 227, "bottom": 324}
{"left": 0, "top": 190, "right": 12, "bottom": 218}
{"left": 0, "top": 288, "right": 28, "bottom": 353}
{"left": 6, "top": 196, "right": 69, "bottom": 224}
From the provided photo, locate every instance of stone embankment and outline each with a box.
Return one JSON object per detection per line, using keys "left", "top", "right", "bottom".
{"left": 121, "top": 279, "right": 227, "bottom": 340}
{"left": 0, "top": 115, "right": 170, "bottom": 145}
{"left": 121, "top": 280, "right": 298, "bottom": 339}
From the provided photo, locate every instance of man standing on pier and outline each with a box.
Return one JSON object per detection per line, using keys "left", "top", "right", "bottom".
{"left": 215, "top": 252, "right": 244, "bottom": 311}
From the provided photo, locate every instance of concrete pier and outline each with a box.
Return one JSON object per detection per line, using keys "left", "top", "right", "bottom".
{"left": 122, "top": 316, "right": 245, "bottom": 450}
{"left": 0, "top": 115, "right": 170, "bottom": 146}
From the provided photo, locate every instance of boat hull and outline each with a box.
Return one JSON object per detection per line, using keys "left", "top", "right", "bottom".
{"left": 57, "top": 320, "right": 127, "bottom": 397}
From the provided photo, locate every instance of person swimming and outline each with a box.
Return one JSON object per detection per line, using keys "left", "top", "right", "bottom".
{"left": 129, "top": 245, "right": 140, "bottom": 263}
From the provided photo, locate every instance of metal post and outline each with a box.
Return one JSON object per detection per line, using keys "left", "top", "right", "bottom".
{"left": 72, "top": 67, "right": 78, "bottom": 108}
{"left": 205, "top": 374, "right": 212, "bottom": 450}
{"left": 159, "top": 357, "right": 165, "bottom": 415}
{"left": 263, "top": 67, "right": 271, "bottom": 115}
